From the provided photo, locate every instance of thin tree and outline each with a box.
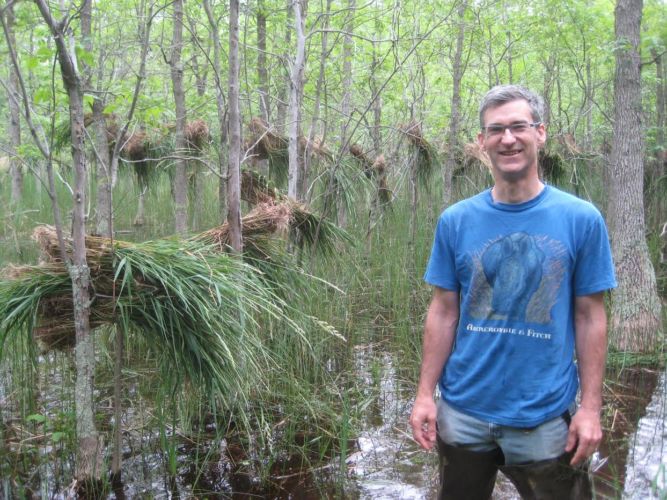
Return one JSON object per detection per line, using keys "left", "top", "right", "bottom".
{"left": 34, "top": 0, "right": 103, "bottom": 486}
{"left": 443, "top": 0, "right": 468, "bottom": 208}
{"left": 337, "top": 0, "right": 355, "bottom": 225}
{"left": 257, "top": 0, "right": 270, "bottom": 122}
{"left": 5, "top": 2, "right": 21, "bottom": 206}
{"left": 651, "top": 46, "right": 666, "bottom": 225}
{"left": 276, "top": 0, "right": 291, "bottom": 133}
{"left": 202, "top": 0, "right": 229, "bottom": 223}
{"left": 608, "top": 0, "right": 663, "bottom": 352}
{"left": 287, "top": 0, "right": 306, "bottom": 200}
{"left": 169, "top": 0, "right": 189, "bottom": 235}
{"left": 227, "top": 0, "right": 243, "bottom": 252}
{"left": 303, "top": 0, "right": 332, "bottom": 200}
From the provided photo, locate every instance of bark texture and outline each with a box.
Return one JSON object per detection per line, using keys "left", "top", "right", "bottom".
{"left": 443, "top": 0, "right": 467, "bottom": 208}
{"left": 257, "top": 0, "right": 269, "bottom": 122}
{"left": 203, "top": 0, "right": 228, "bottom": 222}
{"left": 227, "top": 0, "right": 243, "bottom": 252}
{"left": 170, "top": 0, "right": 189, "bottom": 235}
{"left": 608, "top": 0, "right": 663, "bottom": 352}
{"left": 6, "top": 3, "right": 22, "bottom": 205}
{"left": 337, "top": 0, "right": 355, "bottom": 226}
{"left": 288, "top": 0, "right": 307, "bottom": 200}
{"left": 35, "top": 0, "right": 103, "bottom": 482}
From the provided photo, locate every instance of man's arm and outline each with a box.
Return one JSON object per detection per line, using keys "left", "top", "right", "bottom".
{"left": 409, "top": 287, "right": 459, "bottom": 450}
{"left": 566, "top": 292, "right": 607, "bottom": 465}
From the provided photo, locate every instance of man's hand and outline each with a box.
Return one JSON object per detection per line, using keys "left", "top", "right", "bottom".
{"left": 410, "top": 396, "right": 438, "bottom": 450}
{"left": 565, "top": 407, "right": 602, "bottom": 466}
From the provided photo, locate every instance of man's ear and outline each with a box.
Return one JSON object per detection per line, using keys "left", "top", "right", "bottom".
{"left": 536, "top": 123, "right": 547, "bottom": 148}
{"left": 477, "top": 131, "right": 486, "bottom": 151}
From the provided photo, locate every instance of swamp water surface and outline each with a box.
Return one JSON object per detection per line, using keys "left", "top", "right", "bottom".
{"left": 0, "top": 343, "right": 665, "bottom": 499}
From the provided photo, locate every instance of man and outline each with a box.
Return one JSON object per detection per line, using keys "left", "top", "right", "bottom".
{"left": 409, "top": 85, "right": 616, "bottom": 499}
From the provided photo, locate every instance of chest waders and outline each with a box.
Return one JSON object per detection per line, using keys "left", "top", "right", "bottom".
{"left": 436, "top": 413, "right": 593, "bottom": 500}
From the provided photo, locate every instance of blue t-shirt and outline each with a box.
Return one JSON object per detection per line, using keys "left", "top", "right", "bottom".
{"left": 424, "top": 185, "right": 617, "bottom": 427}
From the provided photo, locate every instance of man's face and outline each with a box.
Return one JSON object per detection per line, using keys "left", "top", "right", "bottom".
{"left": 477, "top": 99, "right": 546, "bottom": 183}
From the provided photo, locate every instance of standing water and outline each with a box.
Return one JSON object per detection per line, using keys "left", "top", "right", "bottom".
{"left": 343, "top": 346, "right": 664, "bottom": 499}
{"left": 623, "top": 369, "right": 667, "bottom": 499}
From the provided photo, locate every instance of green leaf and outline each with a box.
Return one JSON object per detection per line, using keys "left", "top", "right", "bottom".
{"left": 26, "top": 413, "right": 47, "bottom": 424}
{"left": 25, "top": 55, "right": 40, "bottom": 70}
{"left": 103, "top": 102, "right": 119, "bottom": 114}
{"left": 51, "top": 432, "right": 66, "bottom": 443}
{"left": 83, "top": 93, "right": 95, "bottom": 108}
{"left": 34, "top": 88, "right": 52, "bottom": 105}
{"left": 36, "top": 44, "right": 53, "bottom": 59}
{"left": 75, "top": 45, "right": 95, "bottom": 67}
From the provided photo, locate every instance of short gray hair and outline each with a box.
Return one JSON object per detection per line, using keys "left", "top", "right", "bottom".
{"left": 479, "top": 85, "right": 545, "bottom": 128}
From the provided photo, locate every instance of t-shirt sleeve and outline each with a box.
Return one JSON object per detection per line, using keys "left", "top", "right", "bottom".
{"left": 424, "top": 213, "right": 460, "bottom": 291}
{"left": 574, "top": 211, "right": 617, "bottom": 296}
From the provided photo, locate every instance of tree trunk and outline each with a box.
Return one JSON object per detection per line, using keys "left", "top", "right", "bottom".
{"left": 257, "top": 0, "right": 269, "bottom": 122}
{"left": 288, "top": 0, "right": 306, "bottom": 201}
{"left": 227, "top": 0, "right": 243, "bottom": 252}
{"left": 608, "top": 0, "right": 662, "bottom": 352}
{"left": 366, "top": 10, "right": 384, "bottom": 241}
{"left": 5, "top": 3, "right": 22, "bottom": 206}
{"left": 443, "top": 0, "right": 467, "bottom": 208}
{"left": 170, "top": 0, "right": 189, "bottom": 235}
{"left": 652, "top": 47, "right": 666, "bottom": 225}
{"left": 584, "top": 58, "right": 593, "bottom": 151}
{"left": 276, "top": 0, "right": 292, "bottom": 133}
{"left": 542, "top": 54, "right": 556, "bottom": 129}
{"left": 337, "top": 0, "right": 355, "bottom": 226}
{"left": 35, "top": 0, "right": 103, "bottom": 485}
{"left": 303, "top": 0, "right": 331, "bottom": 201}
{"left": 81, "top": 0, "right": 110, "bottom": 239}
{"left": 203, "top": 0, "right": 229, "bottom": 223}
{"left": 92, "top": 104, "right": 112, "bottom": 237}
{"left": 134, "top": 188, "right": 146, "bottom": 226}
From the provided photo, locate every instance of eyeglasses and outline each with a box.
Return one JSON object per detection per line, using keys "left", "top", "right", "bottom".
{"left": 482, "top": 122, "right": 541, "bottom": 138}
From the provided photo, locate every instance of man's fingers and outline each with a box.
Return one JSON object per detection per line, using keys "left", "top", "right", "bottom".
{"left": 410, "top": 399, "right": 438, "bottom": 450}
{"left": 570, "top": 440, "right": 595, "bottom": 466}
{"left": 564, "top": 426, "right": 577, "bottom": 453}
{"left": 568, "top": 431, "right": 601, "bottom": 465}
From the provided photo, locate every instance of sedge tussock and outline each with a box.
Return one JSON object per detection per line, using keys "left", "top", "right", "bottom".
{"left": 400, "top": 120, "right": 439, "bottom": 186}
{"left": 240, "top": 169, "right": 353, "bottom": 255}
{"left": 0, "top": 223, "right": 338, "bottom": 398}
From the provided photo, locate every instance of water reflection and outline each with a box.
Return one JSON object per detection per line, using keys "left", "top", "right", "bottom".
{"left": 623, "top": 369, "right": 667, "bottom": 499}
{"left": 345, "top": 347, "right": 663, "bottom": 500}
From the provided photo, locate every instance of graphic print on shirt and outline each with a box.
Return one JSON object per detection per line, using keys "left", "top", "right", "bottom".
{"left": 467, "top": 232, "right": 567, "bottom": 325}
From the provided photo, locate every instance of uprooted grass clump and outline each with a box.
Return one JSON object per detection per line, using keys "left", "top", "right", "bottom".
{"left": 0, "top": 199, "right": 348, "bottom": 396}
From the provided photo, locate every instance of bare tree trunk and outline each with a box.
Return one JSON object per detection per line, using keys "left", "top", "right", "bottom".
{"left": 288, "top": 0, "right": 306, "bottom": 200}
{"left": 5, "top": 3, "right": 22, "bottom": 206}
{"left": 92, "top": 105, "right": 112, "bottom": 236}
{"left": 80, "top": 0, "right": 113, "bottom": 239}
{"left": 170, "top": 0, "right": 189, "bottom": 235}
{"left": 227, "top": 0, "right": 243, "bottom": 252}
{"left": 337, "top": 0, "right": 355, "bottom": 226}
{"left": 366, "top": 8, "right": 384, "bottom": 240}
{"left": 652, "top": 47, "right": 666, "bottom": 225}
{"left": 203, "top": 0, "right": 229, "bottom": 223}
{"left": 257, "top": 0, "right": 269, "bottom": 122}
{"left": 542, "top": 54, "right": 556, "bottom": 129}
{"left": 502, "top": 1, "right": 513, "bottom": 84}
{"left": 608, "top": 0, "right": 662, "bottom": 352}
{"left": 275, "top": 0, "right": 292, "bottom": 134}
{"left": 410, "top": 146, "right": 419, "bottom": 247}
{"left": 443, "top": 0, "right": 467, "bottom": 208}
{"left": 35, "top": 0, "right": 103, "bottom": 485}
{"left": 303, "top": 0, "right": 331, "bottom": 201}
{"left": 584, "top": 58, "right": 593, "bottom": 150}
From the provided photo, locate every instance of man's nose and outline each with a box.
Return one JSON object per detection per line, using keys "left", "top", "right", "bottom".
{"left": 500, "top": 128, "right": 517, "bottom": 143}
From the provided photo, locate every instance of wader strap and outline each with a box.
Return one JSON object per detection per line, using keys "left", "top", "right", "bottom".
{"left": 561, "top": 409, "right": 572, "bottom": 427}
